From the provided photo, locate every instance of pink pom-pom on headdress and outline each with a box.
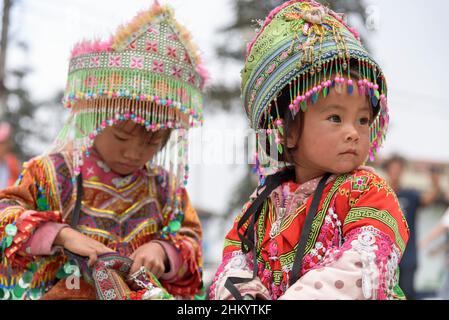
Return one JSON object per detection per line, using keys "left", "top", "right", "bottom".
{"left": 196, "top": 64, "right": 210, "bottom": 90}
{"left": 70, "top": 37, "right": 113, "bottom": 59}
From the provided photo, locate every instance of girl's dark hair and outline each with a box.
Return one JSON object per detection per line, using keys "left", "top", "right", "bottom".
{"left": 279, "top": 87, "right": 304, "bottom": 164}
{"left": 259, "top": 85, "right": 304, "bottom": 164}
{"left": 115, "top": 120, "right": 173, "bottom": 150}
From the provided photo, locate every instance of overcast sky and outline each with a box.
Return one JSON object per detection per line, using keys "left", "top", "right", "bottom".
{"left": 6, "top": 0, "right": 449, "bottom": 214}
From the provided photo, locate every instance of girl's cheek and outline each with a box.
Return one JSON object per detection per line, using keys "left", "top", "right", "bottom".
{"left": 144, "top": 145, "right": 156, "bottom": 156}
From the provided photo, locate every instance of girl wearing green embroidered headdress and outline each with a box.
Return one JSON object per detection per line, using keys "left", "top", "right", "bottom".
{"left": 0, "top": 2, "right": 208, "bottom": 300}
{"left": 211, "top": 0, "right": 409, "bottom": 300}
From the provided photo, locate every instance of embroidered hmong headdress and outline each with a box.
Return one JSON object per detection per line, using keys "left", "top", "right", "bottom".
{"left": 52, "top": 1, "right": 208, "bottom": 187}
{"left": 242, "top": 0, "right": 388, "bottom": 174}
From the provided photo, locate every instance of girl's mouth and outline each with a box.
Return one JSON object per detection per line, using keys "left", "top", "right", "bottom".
{"left": 340, "top": 149, "right": 357, "bottom": 156}
{"left": 116, "top": 162, "right": 139, "bottom": 171}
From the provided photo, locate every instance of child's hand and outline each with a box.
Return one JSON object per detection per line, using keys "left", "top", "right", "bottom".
{"left": 54, "top": 227, "right": 115, "bottom": 266}
{"left": 129, "top": 242, "right": 168, "bottom": 278}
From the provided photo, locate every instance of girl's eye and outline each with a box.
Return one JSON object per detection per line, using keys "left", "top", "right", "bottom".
{"left": 147, "top": 139, "right": 161, "bottom": 146}
{"left": 114, "top": 135, "right": 128, "bottom": 142}
{"left": 327, "top": 115, "right": 341, "bottom": 123}
{"left": 359, "top": 117, "right": 370, "bottom": 125}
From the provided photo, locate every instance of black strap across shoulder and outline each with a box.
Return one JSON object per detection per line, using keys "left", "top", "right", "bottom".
{"left": 288, "top": 172, "right": 331, "bottom": 286}
{"left": 224, "top": 170, "right": 331, "bottom": 300}
{"left": 236, "top": 168, "right": 296, "bottom": 255}
{"left": 71, "top": 173, "right": 83, "bottom": 229}
{"left": 63, "top": 173, "right": 86, "bottom": 263}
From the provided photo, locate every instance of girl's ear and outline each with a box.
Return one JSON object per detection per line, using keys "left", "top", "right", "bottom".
{"left": 286, "top": 116, "right": 301, "bottom": 149}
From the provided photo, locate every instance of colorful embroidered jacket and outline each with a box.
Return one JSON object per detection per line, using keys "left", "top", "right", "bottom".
{"left": 210, "top": 168, "right": 409, "bottom": 300}
{"left": 0, "top": 151, "right": 203, "bottom": 300}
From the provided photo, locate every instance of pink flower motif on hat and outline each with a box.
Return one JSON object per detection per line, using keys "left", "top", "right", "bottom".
{"left": 128, "top": 40, "right": 137, "bottom": 50}
{"left": 280, "top": 51, "right": 289, "bottom": 61}
{"left": 108, "top": 55, "right": 121, "bottom": 67}
{"left": 183, "top": 52, "right": 192, "bottom": 64}
{"left": 90, "top": 56, "right": 100, "bottom": 68}
{"left": 267, "top": 63, "right": 276, "bottom": 74}
{"left": 168, "top": 33, "right": 178, "bottom": 41}
{"left": 152, "top": 60, "right": 164, "bottom": 73}
{"left": 130, "top": 56, "right": 143, "bottom": 69}
{"left": 187, "top": 72, "right": 196, "bottom": 85}
{"left": 145, "top": 41, "right": 158, "bottom": 53}
{"left": 171, "top": 66, "right": 182, "bottom": 78}
{"left": 147, "top": 25, "right": 159, "bottom": 35}
{"left": 166, "top": 46, "right": 177, "bottom": 59}
{"left": 255, "top": 77, "right": 264, "bottom": 89}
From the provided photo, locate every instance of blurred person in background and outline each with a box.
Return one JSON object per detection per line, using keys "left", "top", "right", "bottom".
{"left": 384, "top": 155, "right": 442, "bottom": 300}
{"left": 0, "top": 122, "right": 20, "bottom": 189}
{"left": 420, "top": 205, "right": 449, "bottom": 299}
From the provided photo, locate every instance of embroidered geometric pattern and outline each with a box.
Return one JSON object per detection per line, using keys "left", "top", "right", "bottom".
{"left": 214, "top": 168, "right": 409, "bottom": 300}
{"left": 304, "top": 174, "right": 348, "bottom": 255}
{"left": 344, "top": 207, "right": 406, "bottom": 253}
{"left": 352, "top": 176, "right": 368, "bottom": 192}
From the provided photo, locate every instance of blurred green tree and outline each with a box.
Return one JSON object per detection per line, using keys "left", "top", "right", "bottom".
{"left": 0, "top": 0, "right": 62, "bottom": 161}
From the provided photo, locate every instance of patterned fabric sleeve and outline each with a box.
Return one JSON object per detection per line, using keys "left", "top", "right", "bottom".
{"left": 158, "top": 188, "right": 204, "bottom": 298}
{"left": 280, "top": 245, "right": 367, "bottom": 299}
{"left": 0, "top": 157, "right": 63, "bottom": 267}
{"left": 281, "top": 226, "right": 399, "bottom": 300}
{"left": 151, "top": 240, "right": 182, "bottom": 280}
{"left": 281, "top": 171, "right": 409, "bottom": 300}
{"left": 209, "top": 198, "right": 271, "bottom": 300}
{"left": 25, "top": 222, "right": 68, "bottom": 256}
{"left": 341, "top": 172, "right": 409, "bottom": 299}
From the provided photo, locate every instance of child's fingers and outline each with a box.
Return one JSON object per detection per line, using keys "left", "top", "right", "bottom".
{"left": 100, "top": 246, "right": 115, "bottom": 253}
{"left": 88, "top": 252, "right": 98, "bottom": 267}
{"left": 145, "top": 260, "right": 164, "bottom": 279}
{"left": 130, "top": 256, "right": 143, "bottom": 274}
{"left": 144, "top": 260, "right": 155, "bottom": 276}
{"left": 92, "top": 242, "right": 114, "bottom": 254}
{"left": 129, "top": 251, "right": 136, "bottom": 260}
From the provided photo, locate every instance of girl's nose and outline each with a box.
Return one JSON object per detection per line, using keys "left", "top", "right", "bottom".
{"left": 123, "top": 140, "right": 143, "bottom": 161}
{"left": 345, "top": 125, "right": 360, "bottom": 142}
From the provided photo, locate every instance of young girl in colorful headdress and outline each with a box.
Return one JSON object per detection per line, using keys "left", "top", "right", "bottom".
{"left": 0, "top": 2, "right": 208, "bottom": 300}
{"left": 211, "top": 0, "right": 409, "bottom": 300}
